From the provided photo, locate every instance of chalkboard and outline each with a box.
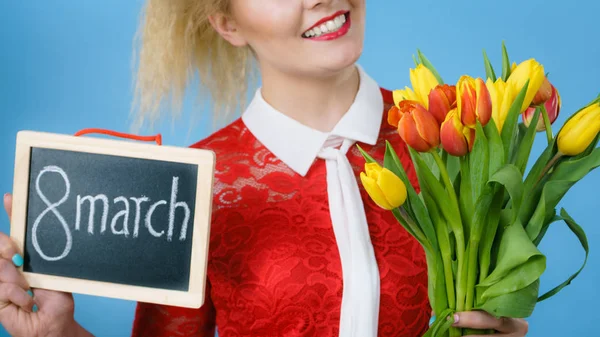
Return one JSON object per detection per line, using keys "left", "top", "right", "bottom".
{"left": 10, "top": 131, "right": 215, "bottom": 308}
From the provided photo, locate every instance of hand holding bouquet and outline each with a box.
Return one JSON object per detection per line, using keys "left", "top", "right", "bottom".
{"left": 359, "top": 43, "right": 599, "bottom": 336}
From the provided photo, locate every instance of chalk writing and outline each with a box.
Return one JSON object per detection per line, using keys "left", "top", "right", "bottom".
{"left": 32, "top": 165, "right": 191, "bottom": 261}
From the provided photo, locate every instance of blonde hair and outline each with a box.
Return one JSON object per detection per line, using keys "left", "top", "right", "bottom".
{"left": 130, "top": 0, "right": 257, "bottom": 131}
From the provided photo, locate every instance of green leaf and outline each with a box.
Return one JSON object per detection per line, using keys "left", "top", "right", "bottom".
{"left": 470, "top": 123, "right": 490, "bottom": 208}
{"left": 489, "top": 164, "right": 524, "bottom": 223}
{"left": 417, "top": 49, "right": 444, "bottom": 85}
{"left": 537, "top": 208, "right": 589, "bottom": 302}
{"left": 477, "top": 224, "right": 546, "bottom": 302}
{"left": 483, "top": 119, "right": 505, "bottom": 177}
{"left": 501, "top": 41, "right": 512, "bottom": 81}
{"left": 422, "top": 151, "right": 441, "bottom": 180}
{"left": 422, "top": 184, "right": 456, "bottom": 310}
{"left": 357, "top": 144, "right": 377, "bottom": 164}
{"left": 413, "top": 54, "right": 420, "bottom": 67}
{"left": 478, "top": 190, "right": 505, "bottom": 282}
{"left": 526, "top": 147, "right": 600, "bottom": 240}
{"left": 552, "top": 147, "right": 600, "bottom": 182}
{"left": 477, "top": 279, "right": 540, "bottom": 318}
{"left": 514, "top": 108, "right": 541, "bottom": 175}
{"left": 445, "top": 152, "right": 460, "bottom": 184}
{"left": 519, "top": 139, "right": 558, "bottom": 224}
{"left": 384, "top": 142, "right": 438, "bottom": 249}
{"left": 525, "top": 180, "right": 571, "bottom": 241}
{"left": 483, "top": 49, "right": 497, "bottom": 81}
{"left": 501, "top": 80, "right": 530, "bottom": 163}
{"left": 391, "top": 208, "right": 425, "bottom": 249}
{"left": 422, "top": 309, "right": 455, "bottom": 337}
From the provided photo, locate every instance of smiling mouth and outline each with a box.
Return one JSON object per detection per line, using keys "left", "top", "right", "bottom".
{"left": 302, "top": 11, "right": 350, "bottom": 39}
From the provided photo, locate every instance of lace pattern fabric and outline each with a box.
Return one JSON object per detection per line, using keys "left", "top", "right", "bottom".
{"left": 131, "top": 94, "right": 431, "bottom": 337}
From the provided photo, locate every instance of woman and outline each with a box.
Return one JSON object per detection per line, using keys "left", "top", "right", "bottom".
{"left": 0, "top": 0, "right": 529, "bottom": 336}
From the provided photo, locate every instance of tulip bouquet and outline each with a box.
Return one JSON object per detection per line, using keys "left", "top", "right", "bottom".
{"left": 359, "top": 43, "right": 599, "bottom": 336}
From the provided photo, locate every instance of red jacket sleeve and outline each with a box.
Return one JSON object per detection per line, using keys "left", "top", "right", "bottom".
{"left": 131, "top": 280, "right": 216, "bottom": 337}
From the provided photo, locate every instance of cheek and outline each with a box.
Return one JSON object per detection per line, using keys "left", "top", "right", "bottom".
{"left": 235, "top": 2, "right": 301, "bottom": 40}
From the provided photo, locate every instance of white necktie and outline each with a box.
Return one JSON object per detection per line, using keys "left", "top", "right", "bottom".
{"left": 318, "top": 136, "right": 380, "bottom": 337}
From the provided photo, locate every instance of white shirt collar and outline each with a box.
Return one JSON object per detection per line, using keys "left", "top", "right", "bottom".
{"left": 242, "top": 65, "right": 384, "bottom": 176}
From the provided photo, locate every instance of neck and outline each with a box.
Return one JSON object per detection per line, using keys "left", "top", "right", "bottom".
{"left": 259, "top": 64, "right": 360, "bottom": 132}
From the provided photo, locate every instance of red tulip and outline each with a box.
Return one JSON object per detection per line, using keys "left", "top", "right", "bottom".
{"left": 457, "top": 76, "right": 492, "bottom": 128}
{"left": 523, "top": 84, "right": 561, "bottom": 132}
{"left": 396, "top": 100, "right": 440, "bottom": 152}
{"left": 428, "top": 84, "right": 457, "bottom": 124}
{"left": 440, "top": 108, "right": 476, "bottom": 156}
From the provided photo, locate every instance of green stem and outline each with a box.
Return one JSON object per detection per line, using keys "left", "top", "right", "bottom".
{"left": 541, "top": 105, "right": 553, "bottom": 145}
{"left": 449, "top": 327, "right": 462, "bottom": 337}
{"left": 394, "top": 208, "right": 432, "bottom": 253}
{"left": 431, "top": 150, "right": 467, "bottom": 312}
{"left": 464, "top": 239, "right": 480, "bottom": 310}
{"left": 534, "top": 151, "right": 564, "bottom": 187}
{"left": 435, "top": 219, "right": 456, "bottom": 310}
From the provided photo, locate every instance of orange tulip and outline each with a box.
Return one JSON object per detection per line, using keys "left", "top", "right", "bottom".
{"left": 428, "top": 84, "right": 457, "bottom": 124}
{"left": 440, "top": 108, "right": 476, "bottom": 156}
{"left": 396, "top": 100, "right": 440, "bottom": 152}
{"left": 523, "top": 84, "right": 561, "bottom": 132}
{"left": 457, "top": 76, "right": 492, "bottom": 128}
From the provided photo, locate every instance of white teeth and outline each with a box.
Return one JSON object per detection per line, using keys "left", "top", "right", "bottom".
{"left": 326, "top": 21, "right": 336, "bottom": 31}
{"left": 303, "top": 13, "right": 347, "bottom": 38}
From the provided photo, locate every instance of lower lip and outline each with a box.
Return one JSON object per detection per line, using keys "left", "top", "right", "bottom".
{"left": 305, "top": 14, "right": 351, "bottom": 41}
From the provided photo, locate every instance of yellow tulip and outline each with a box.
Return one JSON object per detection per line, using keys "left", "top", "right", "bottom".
{"left": 360, "top": 162, "right": 407, "bottom": 210}
{"left": 486, "top": 78, "right": 517, "bottom": 132}
{"left": 557, "top": 103, "right": 600, "bottom": 156}
{"left": 393, "top": 86, "right": 419, "bottom": 107}
{"left": 410, "top": 64, "right": 440, "bottom": 109}
{"left": 506, "top": 59, "right": 546, "bottom": 112}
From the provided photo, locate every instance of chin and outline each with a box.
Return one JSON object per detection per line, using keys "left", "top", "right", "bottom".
{"left": 310, "top": 41, "right": 364, "bottom": 76}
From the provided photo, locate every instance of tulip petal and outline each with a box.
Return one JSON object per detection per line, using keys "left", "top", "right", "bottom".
{"left": 413, "top": 104, "right": 441, "bottom": 148}
{"left": 393, "top": 87, "right": 418, "bottom": 107}
{"left": 360, "top": 172, "right": 394, "bottom": 210}
{"left": 428, "top": 84, "right": 456, "bottom": 124}
{"left": 441, "top": 109, "right": 469, "bottom": 156}
{"left": 458, "top": 77, "right": 478, "bottom": 127}
{"left": 558, "top": 104, "right": 600, "bottom": 156}
{"left": 388, "top": 106, "right": 402, "bottom": 127}
{"left": 475, "top": 78, "right": 492, "bottom": 126}
{"left": 377, "top": 168, "right": 407, "bottom": 208}
{"left": 410, "top": 64, "right": 439, "bottom": 109}
{"left": 507, "top": 59, "right": 546, "bottom": 111}
{"left": 398, "top": 111, "right": 432, "bottom": 152}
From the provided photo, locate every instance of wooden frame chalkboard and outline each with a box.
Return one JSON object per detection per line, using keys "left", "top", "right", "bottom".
{"left": 10, "top": 131, "right": 215, "bottom": 309}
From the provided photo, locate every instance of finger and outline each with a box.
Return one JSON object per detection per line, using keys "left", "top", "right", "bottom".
{"left": 0, "top": 283, "right": 36, "bottom": 312}
{"left": 0, "top": 282, "right": 35, "bottom": 313}
{"left": 0, "top": 232, "right": 23, "bottom": 268}
{"left": 3, "top": 193, "right": 12, "bottom": 220}
{"left": 0, "top": 259, "right": 30, "bottom": 291}
{"left": 452, "top": 311, "right": 510, "bottom": 332}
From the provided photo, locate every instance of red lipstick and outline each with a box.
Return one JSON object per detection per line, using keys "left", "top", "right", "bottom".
{"left": 302, "top": 11, "right": 351, "bottom": 42}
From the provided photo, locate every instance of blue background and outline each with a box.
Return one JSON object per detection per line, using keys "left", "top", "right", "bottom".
{"left": 1, "top": 1, "right": 598, "bottom": 336}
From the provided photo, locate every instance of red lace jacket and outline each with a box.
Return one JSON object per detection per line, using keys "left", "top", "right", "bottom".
{"left": 130, "top": 88, "right": 431, "bottom": 337}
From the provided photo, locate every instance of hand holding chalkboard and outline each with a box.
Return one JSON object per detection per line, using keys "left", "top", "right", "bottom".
{"left": 8, "top": 130, "right": 215, "bottom": 310}
{"left": 1, "top": 194, "right": 92, "bottom": 337}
